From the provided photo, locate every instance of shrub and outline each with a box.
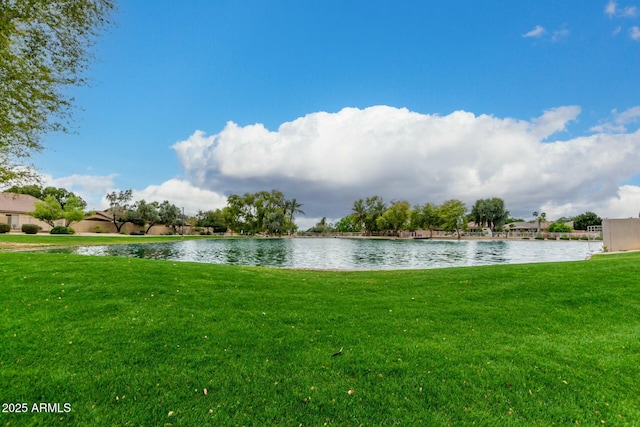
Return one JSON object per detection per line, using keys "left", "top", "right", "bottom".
{"left": 0, "top": 223, "right": 10, "bottom": 233}
{"left": 50, "top": 226, "right": 75, "bottom": 235}
{"left": 548, "top": 222, "right": 573, "bottom": 233}
{"left": 535, "top": 235, "right": 545, "bottom": 240}
{"left": 130, "top": 230, "right": 145, "bottom": 235}
{"left": 93, "top": 225, "right": 104, "bottom": 233}
{"left": 21, "top": 224, "right": 40, "bottom": 234}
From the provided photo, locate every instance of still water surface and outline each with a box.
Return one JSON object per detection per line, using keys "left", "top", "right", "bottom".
{"left": 54, "top": 238, "right": 603, "bottom": 270}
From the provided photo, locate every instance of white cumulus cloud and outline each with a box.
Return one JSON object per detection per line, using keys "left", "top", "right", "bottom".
{"left": 616, "top": 105, "right": 640, "bottom": 124}
{"left": 129, "top": 178, "right": 227, "bottom": 215}
{"left": 40, "top": 174, "right": 227, "bottom": 216}
{"left": 172, "top": 105, "right": 640, "bottom": 220}
{"left": 540, "top": 185, "right": 640, "bottom": 219}
{"left": 523, "top": 25, "right": 546, "bottom": 38}
{"left": 530, "top": 106, "right": 581, "bottom": 139}
{"left": 522, "top": 25, "right": 569, "bottom": 43}
{"left": 603, "top": 185, "right": 640, "bottom": 218}
{"left": 605, "top": 0, "right": 638, "bottom": 17}
{"left": 41, "top": 173, "right": 117, "bottom": 209}
{"left": 590, "top": 105, "right": 640, "bottom": 133}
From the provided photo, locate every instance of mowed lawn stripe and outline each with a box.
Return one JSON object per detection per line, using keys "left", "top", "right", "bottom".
{"left": 1, "top": 251, "right": 639, "bottom": 425}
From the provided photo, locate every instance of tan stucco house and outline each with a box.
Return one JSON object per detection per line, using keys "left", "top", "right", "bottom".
{"left": 0, "top": 192, "right": 60, "bottom": 231}
{"left": 71, "top": 210, "right": 188, "bottom": 235}
{"left": 504, "top": 221, "right": 550, "bottom": 234}
{"left": 1, "top": 192, "right": 191, "bottom": 234}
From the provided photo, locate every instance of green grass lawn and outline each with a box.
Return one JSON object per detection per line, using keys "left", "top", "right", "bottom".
{"left": 1, "top": 251, "right": 639, "bottom": 426}
{"left": 0, "top": 233, "right": 216, "bottom": 249}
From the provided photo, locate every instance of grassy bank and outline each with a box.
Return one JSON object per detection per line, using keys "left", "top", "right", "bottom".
{"left": 0, "top": 234, "right": 215, "bottom": 250}
{"left": 1, "top": 251, "right": 639, "bottom": 425}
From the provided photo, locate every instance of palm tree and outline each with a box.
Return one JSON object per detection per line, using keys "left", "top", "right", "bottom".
{"left": 538, "top": 212, "right": 547, "bottom": 233}
{"left": 283, "top": 198, "right": 305, "bottom": 235}
{"left": 364, "top": 196, "right": 386, "bottom": 234}
{"left": 352, "top": 199, "right": 366, "bottom": 233}
{"left": 533, "top": 211, "right": 546, "bottom": 233}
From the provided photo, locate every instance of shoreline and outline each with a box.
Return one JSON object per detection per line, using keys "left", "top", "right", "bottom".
{"left": 293, "top": 234, "right": 602, "bottom": 242}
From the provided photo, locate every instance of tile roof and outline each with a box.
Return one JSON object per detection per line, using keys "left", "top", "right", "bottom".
{"left": 84, "top": 211, "right": 113, "bottom": 221}
{"left": 507, "top": 221, "right": 541, "bottom": 230}
{"left": 0, "top": 192, "right": 41, "bottom": 214}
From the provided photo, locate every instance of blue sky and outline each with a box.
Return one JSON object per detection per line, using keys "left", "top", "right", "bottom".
{"left": 30, "top": 0, "right": 640, "bottom": 227}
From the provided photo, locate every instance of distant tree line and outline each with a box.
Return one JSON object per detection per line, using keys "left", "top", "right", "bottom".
{"left": 4, "top": 185, "right": 603, "bottom": 235}
{"left": 529, "top": 210, "right": 602, "bottom": 234}
{"left": 105, "top": 190, "right": 184, "bottom": 233}
{"left": 105, "top": 189, "right": 306, "bottom": 236}
{"left": 222, "top": 190, "right": 304, "bottom": 235}
{"left": 331, "top": 197, "right": 471, "bottom": 239}
{"left": 328, "top": 197, "right": 602, "bottom": 237}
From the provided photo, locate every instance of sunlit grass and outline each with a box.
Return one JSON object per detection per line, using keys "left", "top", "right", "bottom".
{"left": 0, "top": 233, "right": 218, "bottom": 249}
{"left": 1, "top": 251, "right": 639, "bottom": 425}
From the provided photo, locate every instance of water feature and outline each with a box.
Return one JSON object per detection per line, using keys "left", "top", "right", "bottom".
{"left": 52, "top": 238, "right": 603, "bottom": 270}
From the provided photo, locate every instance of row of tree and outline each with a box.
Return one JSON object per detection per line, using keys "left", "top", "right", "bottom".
{"left": 106, "top": 189, "right": 306, "bottom": 235}
{"left": 327, "top": 197, "right": 601, "bottom": 237}
{"left": 220, "top": 190, "right": 304, "bottom": 235}
{"left": 532, "top": 211, "right": 602, "bottom": 233}
{"left": 105, "top": 190, "right": 184, "bottom": 233}
{"left": 5, "top": 185, "right": 184, "bottom": 233}
{"left": 6, "top": 185, "right": 603, "bottom": 236}
{"left": 5, "top": 185, "right": 306, "bottom": 235}
{"left": 331, "top": 197, "right": 471, "bottom": 238}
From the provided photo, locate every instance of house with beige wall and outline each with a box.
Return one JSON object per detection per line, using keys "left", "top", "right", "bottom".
{"left": 0, "top": 192, "right": 61, "bottom": 231}
{"left": 75, "top": 211, "right": 185, "bottom": 235}
{"left": 1, "top": 192, "right": 189, "bottom": 235}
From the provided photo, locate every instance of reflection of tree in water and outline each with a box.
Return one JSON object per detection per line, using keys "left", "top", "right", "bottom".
{"left": 352, "top": 243, "right": 385, "bottom": 264}
{"left": 221, "top": 239, "right": 293, "bottom": 266}
{"left": 103, "top": 243, "right": 179, "bottom": 261}
{"left": 56, "top": 238, "right": 600, "bottom": 269}
{"left": 224, "top": 244, "right": 242, "bottom": 264}
{"left": 476, "top": 241, "right": 508, "bottom": 263}
{"left": 253, "top": 239, "right": 291, "bottom": 266}
{"left": 437, "top": 240, "right": 465, "bottom": 262}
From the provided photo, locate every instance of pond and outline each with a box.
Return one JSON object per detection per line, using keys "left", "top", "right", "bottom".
{"left": 52, "top": 238, "right": 603, "bottom": 270}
